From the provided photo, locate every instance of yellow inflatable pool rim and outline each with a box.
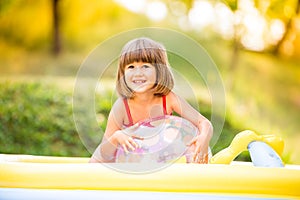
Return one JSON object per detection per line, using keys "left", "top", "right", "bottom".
{"left": 0, "top": 130, "right": 299, "bottom": 199}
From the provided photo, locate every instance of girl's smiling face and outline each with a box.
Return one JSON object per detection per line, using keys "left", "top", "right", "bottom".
{"left": 124, "top": 61, "right": 156, "bottom": 94}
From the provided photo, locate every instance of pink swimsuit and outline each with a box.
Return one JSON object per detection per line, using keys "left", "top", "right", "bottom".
{"left": 123, "top": 95, "right": 169, "bottom": 127}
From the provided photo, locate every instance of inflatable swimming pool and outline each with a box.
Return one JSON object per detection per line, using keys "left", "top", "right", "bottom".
{"left": 0, "top": 153, "right": 300, "bottom": 200}
{"left": 0, "top": 130, "right": 299, "bottom": 199}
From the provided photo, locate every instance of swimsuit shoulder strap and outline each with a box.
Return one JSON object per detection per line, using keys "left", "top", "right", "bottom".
{"left": 123, "top": 98, "right": 134, "bottom": 126}
{"left": 162, "top": 95, "right": 167, "bottom": 115}
{"left": 124, "top": 96, "right": 168, "bottom": 127}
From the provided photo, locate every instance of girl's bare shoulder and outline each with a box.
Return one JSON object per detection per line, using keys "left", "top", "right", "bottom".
{"left": 166, "top": 91, "right": 179, "bottom": 102}
{"left": 165, "top": 91, "right": 180, "bottom": 108}
{"left": 108, "top": 97, "right": 127, "bottom": 126}
{"left": 111, "top": 97, "right": 126, "bottom": 112}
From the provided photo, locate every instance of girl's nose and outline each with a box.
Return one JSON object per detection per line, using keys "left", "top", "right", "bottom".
{"left": 133, "top": 66, "right": 143, "bottom": 75}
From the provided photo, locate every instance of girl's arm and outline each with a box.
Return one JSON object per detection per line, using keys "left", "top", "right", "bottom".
{"left": 89, "top": 99, "right": 123, "bottom": 163}
{"left": 168, "top": 92, "right": 213, "bottom": 164}
{"left": 89, "top": 98, "right": 140, "bottom": 163}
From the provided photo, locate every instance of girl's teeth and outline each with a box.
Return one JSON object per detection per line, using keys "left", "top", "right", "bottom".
{"left": 134, "top": 80, "right": 145, "bottom": 83}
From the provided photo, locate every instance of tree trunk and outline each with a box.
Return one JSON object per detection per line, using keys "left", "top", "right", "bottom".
{"left": 52, "top": 0, "right": 61, "bottom": 55}
{"left": 227, "top": 28, "right": 241, "bottom": 91}
{"left": 273, "top": 0, "right": 300, "bottom": 55}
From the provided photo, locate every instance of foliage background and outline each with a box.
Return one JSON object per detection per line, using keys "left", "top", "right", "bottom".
{"left": 0, "top": 0, "right": 299, "bottom": 163}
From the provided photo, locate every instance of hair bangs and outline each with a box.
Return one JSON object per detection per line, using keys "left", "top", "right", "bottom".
{"left": 120, "top": 47, "right": 162, "bottom": 68}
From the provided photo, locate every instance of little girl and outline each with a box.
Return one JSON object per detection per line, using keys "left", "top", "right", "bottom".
{"left": 89, "top": 37, "right": 213, "bottom": 164}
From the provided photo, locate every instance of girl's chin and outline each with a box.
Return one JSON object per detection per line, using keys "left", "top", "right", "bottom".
{"left": 130, "top": 85, "right": 154, "bottom": 93}
{"left": 132, "top": 89, "right": 149, "bottom": 94}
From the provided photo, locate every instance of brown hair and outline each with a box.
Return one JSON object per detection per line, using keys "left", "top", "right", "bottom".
{"left": 116, "top": 37, "right": 174, "bottom": 98}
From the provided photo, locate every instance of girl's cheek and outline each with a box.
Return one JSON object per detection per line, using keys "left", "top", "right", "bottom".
{"left": 124, "top": 71, "right": 131, "bottom": 79}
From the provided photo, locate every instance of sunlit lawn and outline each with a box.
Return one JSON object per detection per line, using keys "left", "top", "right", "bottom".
{"left": 223, "top": 51, "right": 300, "bottom": 164}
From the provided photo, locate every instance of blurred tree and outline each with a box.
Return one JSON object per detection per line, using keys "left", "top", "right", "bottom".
{"left": 52, "top": 0, "right": 61, "bottom": 55}
{"left": 251, "top": 0, "right": 300, "bottom": 56}
{"left": 224, "top": 0, "right": 238, "bottom": 10}
{"left": 163, "top": 0, "right": 240, "bottom": 88}
{"left": 180, "top": 0, "right": 194, "bottom": 10}
{"left": 0, "top": 1, "right": 52, "bottom": 50}
{"left": 217, "top": 0, "right": 240, "bottom": 89}
{"left": 172, "top": 0, "right": 300, "bottom": 58}
{"left": 0, "top": 0, "right": 152, "bottom": 53}
{"left": 272, "top": 0, "right": 300, "bottom": 56}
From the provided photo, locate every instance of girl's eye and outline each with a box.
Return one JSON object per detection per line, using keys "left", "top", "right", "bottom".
{"left": 142, "top": 65, "right": 150, "bottom": 68}
{"left": 127, "top": 65, "right": 134, "bottom": 69}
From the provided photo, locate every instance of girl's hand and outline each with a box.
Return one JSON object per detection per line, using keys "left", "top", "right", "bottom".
{"left": 113, "top": 123, "right": 143, "bottom": 153}
{"left": 187, "top": 134, "right": 210, "bottom": 164}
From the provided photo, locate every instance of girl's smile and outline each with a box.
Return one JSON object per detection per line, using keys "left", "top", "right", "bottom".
{"left": 124, "top": 62, "right": 156, "bottom": 94}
